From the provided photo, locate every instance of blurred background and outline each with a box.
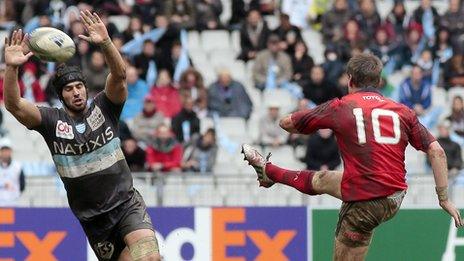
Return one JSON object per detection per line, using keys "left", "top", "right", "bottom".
{"left": 0, "top": 1, "right": 464, "bottom": 259}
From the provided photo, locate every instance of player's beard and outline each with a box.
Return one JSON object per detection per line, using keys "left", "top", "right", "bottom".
{"left": 63, "top": 97, "right": 87, "bottom": 114}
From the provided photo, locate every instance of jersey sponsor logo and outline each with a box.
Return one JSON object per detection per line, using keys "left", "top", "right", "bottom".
{"left": 75, "top": 123, "right": 86, "bottom": 134}
{"left": 94, "top": 241, "right": 114, "bottom": 259}
{"left": 87, "top": 106, "right": 105, "bottom": 131}
{"left": 53, "top": 126, "right": 114, "bottom": 155}
{"left": 55, "top": 120, "right": 74, "bottom": 140}
{"left": 362, "top": 95, "right": 385, "bottom": 102}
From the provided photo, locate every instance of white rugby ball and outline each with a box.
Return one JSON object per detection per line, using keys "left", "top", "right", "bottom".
{"left": 26, "top": 27, "right": 75, "bottom": 62}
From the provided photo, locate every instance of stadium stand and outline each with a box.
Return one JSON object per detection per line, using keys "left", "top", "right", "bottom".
{"left": 2, "top": 0, "right": 464, "bottom": 209}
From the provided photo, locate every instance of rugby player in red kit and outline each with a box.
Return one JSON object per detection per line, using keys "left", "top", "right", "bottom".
{"left": 242, "top": 54, "right": 463, "bottom": 260}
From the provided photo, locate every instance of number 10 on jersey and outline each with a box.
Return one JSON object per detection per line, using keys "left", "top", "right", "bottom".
{"left": 353, "top": 108, "right": 401, "bottom": 145}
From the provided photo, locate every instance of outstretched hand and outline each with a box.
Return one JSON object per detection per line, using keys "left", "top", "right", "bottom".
{"left": 440, "top": 200, "right": 464, "bottom": 228}
{"left": 4, "top": 29, "right": 33, "bottom": 67}
{"left": 79, "top": 10, "right": 109, "bottom": 45}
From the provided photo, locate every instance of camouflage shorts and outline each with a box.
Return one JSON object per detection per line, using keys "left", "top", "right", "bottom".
{"left": 335, "top": 190, "right": 406, "bottom": 247}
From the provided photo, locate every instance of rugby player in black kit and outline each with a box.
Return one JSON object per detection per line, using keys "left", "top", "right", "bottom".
{"left": 3, "top": 11, "right": 160, "bottom": 261}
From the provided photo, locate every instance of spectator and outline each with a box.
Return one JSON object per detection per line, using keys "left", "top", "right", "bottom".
{"left": 321, "top": 48, "right": 345, "bottom": 86}
{"left": 338, "top": 19, "right": 367, "bottom": 62}
{"left": 133, "top": 40, "right": 161, "bottom": 80}
{"left": 182, "top": 128, "right": 218, "bottom": 173}
{"left": 98, "top": 10, "right": 120, "bottom": 38}
{"left": 132, "top": 0, "right": 165, "bottom": 25}
{"left": 0, "top": 138, "right": 25, "bottom": 206}
{"left": 150, "top": 70, "right": 182, "bottom": 118}
{"left": 321, "top": 0, "right": 352, "bottom": 43}
{"left": 146, "top": 124, "right": 183, "bottom": 172}
{"left": 352, "top": 0, "right": 380, "bottom": 41}
{"left": 208, "top": 69, "right": 253, "bottom": 119}
{"left": 252, "top": 35, "right": 293, "bottom": 91}
{"left": 164, "top": 0, "right": 196, "bottom": 30}
{"left": 302, "top": 65, "right": 337, "bottom": 105}
{"left": 194, "top": 0, "right": 223, "bottom": 30}
{"left": 82, "top": 50, "right": 109, "bottom": 98}
{"left": 129, "top": 95, "right": 166, "bottom": 144}
{"left": 68, "top": 20, "right": 86, "bottom": 41}
{"left": 154, "top": 15, "right": 181, "bottom": 55}
{"left": 238, "top": 9, "right": 270, "bottom": 62}
{"left": 122, "top": 137, "right": 147, "bottom": 172}
{"left": 258, "top": 103, "right": 287, "bottom": 147}
{"left": 411, "top": 0, "right": 440, "bottom": 41}
{"left": 272, "top": 13, "right": 302, "bottom": 55}
{"left": 171, "top": 97, "right": 200, "bottom": 144}
{"left": 369, "top": 26, "right": 398, "bottom": 66}
{"left": 291, "top": 40, "right": 314, "bottom": 82}
{"left": 447, "top": 96, "right": 464, "bottom": 137}
{"left": 0, "top": 64, "right": 25, "bottom": 103}
{"left": 395, "top": 24, "right": 423, "bottom": 70}
{"left": 433, "top": 27, "right": 453, "bottom": 68}
{"left": 444, "top": 54, "right": 464, "bottom": 89}
{"left": 20, "top": 63, "right": 45, "bottom": 103}
{"left": 416, "top": 49, "right": 434, "bottom": 80}
{"left": 229, "top": 0, "right": 260, "bottom": 30}
{"left": 178, "top": 68, "right": 208, "bottom": 114}
{"left": 335, "top": 72, "right": 349, "bottom": 98}
{"left": 434, "top": 121, "right": 462, "bottom": 178}
{"left": 122, "top": 16, "right": 144, "bottom": 42}
{"left": 440, "top": 0, "right": 464, "bottom": 47}
{"left": 385, "top": 1, "right": 409, "bottom": 42}
{"left": 67, "top": 40, "right": 91, "bottom": 67}
{"left": 158, "top": 41, "right": 190, "bottom": 77}
{"left": 303, "top": 129, "right": 341, "bottom": 171}
{"left": 399, "top": 65, "right": 432, "bottom": 116}
{"left": 121, "top": 66, "right": 150, "bottom": 121}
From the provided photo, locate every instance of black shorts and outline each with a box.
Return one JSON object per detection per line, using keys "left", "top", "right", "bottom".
{"left": 80, "top": 190, "right": 154, "bottom": 261}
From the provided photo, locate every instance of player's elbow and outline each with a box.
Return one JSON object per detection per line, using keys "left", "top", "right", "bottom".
{"left": 428, "top": 141, "right": 446, "bottom": 159}
{"left": 279, "top": 115, "right": 296, "bottom": 133}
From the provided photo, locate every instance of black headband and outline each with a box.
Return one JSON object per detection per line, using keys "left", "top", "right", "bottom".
{"left": 52, "top": 66, "right": 86, "bottom": 92}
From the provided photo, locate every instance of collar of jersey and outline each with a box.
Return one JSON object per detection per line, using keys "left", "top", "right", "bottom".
{"left": 354, "top": 87, "right": 383, "bottom": 95}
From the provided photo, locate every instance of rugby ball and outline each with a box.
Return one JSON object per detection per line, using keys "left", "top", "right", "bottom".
{"left": 26, "top": 27, "right": 75, "bottom": 62}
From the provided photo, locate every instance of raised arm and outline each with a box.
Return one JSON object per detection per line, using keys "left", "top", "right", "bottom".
{"left": 427, "top": 141, "right": 463, "bottom": 227}
{"left": 79, "top": 10, "right": 127, "bottom": 104}
{"left": 3, "top": 29, "right": 41, "bottom": 129}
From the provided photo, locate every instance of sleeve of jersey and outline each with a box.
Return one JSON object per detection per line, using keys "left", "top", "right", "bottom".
{"left": 291, "top": 99, "right": 338, "bottom": 134}
{"left": 407, "top": 109, "right": 436, "bottom": 152}
{"left": 95, "top": 91, "right": 124, "bottom": 122}
{"left": 29, "top": 106, "right": 57, "bottom": 134}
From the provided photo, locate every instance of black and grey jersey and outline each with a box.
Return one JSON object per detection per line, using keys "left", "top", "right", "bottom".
{"left": 32, "top": 92, "right": 133, "bottom": 221}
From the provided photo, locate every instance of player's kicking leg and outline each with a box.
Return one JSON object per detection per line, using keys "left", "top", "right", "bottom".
{"left": 241, "top": 144, "right": 342, "bottom": 199}
{"left": 242, "top": 144, "right": 405, "bottom": 261}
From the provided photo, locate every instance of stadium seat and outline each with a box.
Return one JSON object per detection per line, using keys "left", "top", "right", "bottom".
{"left": 302, "top": 29, "right": 325, "bottom": 64}
{"left": 107, "top": 15, "right": 130, "bottom": 32}
{"left": 187, "top": 31, "right": 201, "bottom": 51}
{"left": 201, "top": 30, "right": 231, "bottom": 52}
{"left": 230, "top": 30, "right": 241, "bottom": 54}
{"left": 448, "top": 87, "right": 464, "bottom": 102}
{"left": 262, "top": 88, "right": 297, "bottom": 114}
{"left": 405, "top": 145, "right": 427, "bottom": 175}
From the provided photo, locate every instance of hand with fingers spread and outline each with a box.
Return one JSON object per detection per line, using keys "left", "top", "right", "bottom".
{"left": 440, "top": 200, "right": 464, "bottom": 228}
{"left": 79, "top": 10, "right": 110, "bottom": 45}
{"left": 4, "top": 29, "right": 33, "bottom": 67}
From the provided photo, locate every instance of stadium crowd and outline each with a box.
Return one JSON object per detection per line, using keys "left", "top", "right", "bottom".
{"left": 2, "top": 0, "right": 464, "bottom": 204}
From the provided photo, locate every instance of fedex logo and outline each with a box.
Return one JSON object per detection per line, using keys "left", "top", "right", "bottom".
{"left": 152, "top": 207, "right": 307, "bottom": 261}
{"left": 0, "top": 208, "right": 87, "bottom": 261}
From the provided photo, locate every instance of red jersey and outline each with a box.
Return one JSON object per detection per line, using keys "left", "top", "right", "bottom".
{"left": 291, "top": 89, "right": 435, "bottom": 201}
